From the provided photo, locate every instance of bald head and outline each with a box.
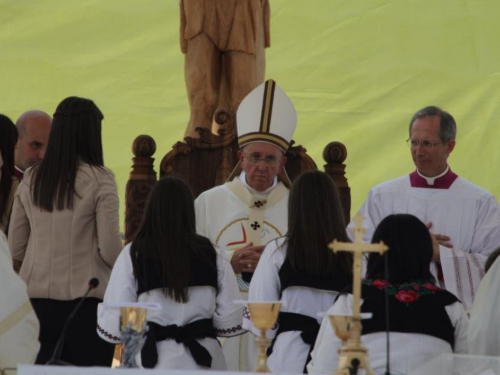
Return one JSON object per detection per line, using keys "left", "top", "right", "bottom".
{"left": 15, "top": 110, "right": 52, "bottom": 171}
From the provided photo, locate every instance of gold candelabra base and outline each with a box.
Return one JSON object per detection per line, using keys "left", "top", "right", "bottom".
{"left": 335, "top": 345, "right": 374, "bottom": 375}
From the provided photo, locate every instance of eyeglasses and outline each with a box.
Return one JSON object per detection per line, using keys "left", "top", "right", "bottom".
{"left": 243, "top": 154, "right": 282, "bottom": 167}
{"left": 406, "top": 139, "right": 443, "bottom": 149}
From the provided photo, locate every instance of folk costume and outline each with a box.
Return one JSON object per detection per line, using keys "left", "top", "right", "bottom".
{"left": 349, "top": 167, "right": 500, "bottom": 311}
{"left": 308, "top": 280, "right": 469, "bottom": 375}
{"left": 195, "top": 79, "right": 297, "bottom": 371}
{"left": 97, "top": 238, "right": 244, "bottom": 370}
{"left": 243, "top": 238, "right": 350, "bottom": 373}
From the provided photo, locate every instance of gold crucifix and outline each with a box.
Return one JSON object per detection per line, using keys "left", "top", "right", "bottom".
{"left": 328, "top": 212, "right": 388, "bottom": 375}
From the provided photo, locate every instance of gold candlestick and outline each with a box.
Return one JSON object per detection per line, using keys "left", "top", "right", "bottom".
{"left": 328, "top": 213, "right": 388, "bottom": 375}
{"left": 246, "top": 302, "right": 282, "bottom": 373}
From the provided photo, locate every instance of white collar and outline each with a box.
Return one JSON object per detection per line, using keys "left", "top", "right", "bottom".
{"left": 15, "top": 165, "right": 25, "bottom": 174}
{"left": 239, "top": 171, "right": 277, "bottom": 197}
{"left": 416, "top": 165, "right": 449, "bottom": 186}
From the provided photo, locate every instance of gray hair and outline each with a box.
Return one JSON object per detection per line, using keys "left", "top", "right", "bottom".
{"left": 409, "top": 106, "right": 456, "bottom": 142}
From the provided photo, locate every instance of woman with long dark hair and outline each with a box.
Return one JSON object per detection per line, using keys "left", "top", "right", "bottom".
{"left": 243, "top": 170, "right": 353, "bottom": 373}
{"left": 8, "top": 97, "right": 122, "bottom": 366}
{"left": 0, "top": 114, "right": 19, "bottom": 234}
{"left": 97, "top": 176, "right": 244, "bottom": 369}
{"left": 308, "top": 214, "right": 468, "bottom": 375}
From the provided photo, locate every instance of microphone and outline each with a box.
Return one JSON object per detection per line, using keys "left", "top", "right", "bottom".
{"left": 46, "top": 278, "right": 99, "bottom": 365}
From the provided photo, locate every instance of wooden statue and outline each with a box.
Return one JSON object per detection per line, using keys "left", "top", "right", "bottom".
{"left": 180, "top": 0, "right": 270, "bottom": 138}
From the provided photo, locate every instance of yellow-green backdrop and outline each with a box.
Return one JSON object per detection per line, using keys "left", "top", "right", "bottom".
{"left": 2, "top": 1, "right": 500, "bottom": 228}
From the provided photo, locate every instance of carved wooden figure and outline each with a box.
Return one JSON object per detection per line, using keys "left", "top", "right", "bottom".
{"left": 180, "top": 0, "right": 270, "bottom": 138}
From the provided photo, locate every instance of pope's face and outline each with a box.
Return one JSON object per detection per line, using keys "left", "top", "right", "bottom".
{"left": 238, "top": 142, "right": 286, "bottom": 192}
{"left": 410, "top": 115, "right": 455, "bottom": 177}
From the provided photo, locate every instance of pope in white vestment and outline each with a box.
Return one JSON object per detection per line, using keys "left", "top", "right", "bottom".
{"left": 350, "top": 106, "right": 500, "bottom": 311}
{"left": 195, "top": 79, "right": 297, "bottom": 371}
{"left": 0, "top": 231, "right": 39, "bottom": 373}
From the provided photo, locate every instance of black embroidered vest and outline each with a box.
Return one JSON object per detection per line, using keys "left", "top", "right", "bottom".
{"left": 360, "top": 285, "right": 458, "bottom": 348}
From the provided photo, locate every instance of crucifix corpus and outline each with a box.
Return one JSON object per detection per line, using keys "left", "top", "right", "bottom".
{"left": 328, "top": 212, "right": 388, "bottom": 375}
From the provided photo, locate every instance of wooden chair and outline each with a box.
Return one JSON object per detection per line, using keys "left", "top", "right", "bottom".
{"left": 124, "top": 114, "right": 350, "bottom": 242}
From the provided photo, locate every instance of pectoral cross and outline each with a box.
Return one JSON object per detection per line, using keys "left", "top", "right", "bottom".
{"left": 328, "top": 213, "right": 388, "bottom": 375}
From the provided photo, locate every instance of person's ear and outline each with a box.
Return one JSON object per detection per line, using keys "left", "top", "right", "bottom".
{"left": 237, "top": 149, "right": 245, "bottom": 165}
{"left": 446, "top": 140, "right": 456, "bottom": 154}
{"left": 278, "top": 156, "right": 287, "bottom": 172}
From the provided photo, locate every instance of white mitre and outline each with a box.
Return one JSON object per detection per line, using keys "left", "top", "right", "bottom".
{"left": 236, "top": 79, "right": 297, "bottom": 152}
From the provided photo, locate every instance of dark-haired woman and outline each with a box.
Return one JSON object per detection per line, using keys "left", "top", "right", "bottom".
{"left": 97, "top": 176, "right": 244, "bottom": 369}
{"left": 8, "top": 97, "right": 122, "bottom": 366}
{"left": 0, "top": 114, "right": 19, "bottom": 234}
{"left": 308, "top": 214, "right": 468, "bottom": 375}
{"left": 243, "top": 170, "right": 353, "bottom": 373}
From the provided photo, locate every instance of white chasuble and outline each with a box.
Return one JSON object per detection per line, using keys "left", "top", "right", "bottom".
{"left": 195, "top": 176, "right": 289, "bottom": 371}
{"left": 349, "top": 175, "right": 500, "bottom": 311}
{"left": 0, "top": 232, "right": 40, "bottom": 370}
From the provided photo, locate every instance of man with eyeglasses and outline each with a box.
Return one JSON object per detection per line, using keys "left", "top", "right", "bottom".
{"left": 195, "top": 79, "right": 296, "bottom": 371}
{"left": 350, "top": 105, "right": 500, "bottom": 311}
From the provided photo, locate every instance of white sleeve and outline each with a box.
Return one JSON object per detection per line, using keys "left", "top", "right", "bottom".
{"left": 444, "top": 301, "right": 469, "bottom": 354}
{"left": 243, "top": 240, "right": 284, "bottom": 338}
{"left": 347, "top": 188, "right": 381, "bottom": 243}
{"left": 307, "top": 294, "right": 352, "bottom": 375}
{"left": 213, "top": 251, "right": 245, "bottom": 337}
{"left": 97, "top": 244, "right": 138, "bottom": 343}
{"left": 440, "top": 195, "right": 500, "bottom": 311}
{"left": 468, "top": 258, "right": 500, "bottom": 356}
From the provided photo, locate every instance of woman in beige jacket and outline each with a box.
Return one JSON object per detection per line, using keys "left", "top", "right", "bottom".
{"left": 8, "top": 97, "right": 122, "bottom": 366}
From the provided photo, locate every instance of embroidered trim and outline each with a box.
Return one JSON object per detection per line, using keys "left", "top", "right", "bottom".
{"left": 363, "top": 279, "right": 441, "bottom": 306}
{"left": 97, "top": 324, "right": 121, "bottom": 343}
{"left": 0, "top": 300, "right": 33, "bottom": 338}
{"left": 452, "top": 248, "right": 464, "bottom": 303}
{"left": 471, "top": 253, "right": 485, "bottom": 279}
{"left": 215, "top": 325, "right": 243, "bottom": 335}
{"left": 465, "top": 255, "right": 474, "bottom": 302}
{"left": 243, "top": 306, "right": 251, "bottom": 320}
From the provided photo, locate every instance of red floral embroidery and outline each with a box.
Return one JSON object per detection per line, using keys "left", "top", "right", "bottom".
{"left": 363, "top": 279, "right": 441, "bottom": 306}
{"left": 372, "top": 279, "right": 388, "bottom": 288}
{"left": 422, "top": 283, "right": 440, "bottom": 291}
{"left": 395, "top": 290, "right": 418, "bottom": 303}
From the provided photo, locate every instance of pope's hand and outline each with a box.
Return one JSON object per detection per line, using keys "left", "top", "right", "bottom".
{"left": 230, "top": 242, "right": 265, "bottom": 274}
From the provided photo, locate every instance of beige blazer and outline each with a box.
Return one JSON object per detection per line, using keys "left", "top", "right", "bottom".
{"left": 8, "top": 164, "right": 122, "bottom": 300}
{"left": 0, "top": 176, "right": 19, "bottom": 234}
